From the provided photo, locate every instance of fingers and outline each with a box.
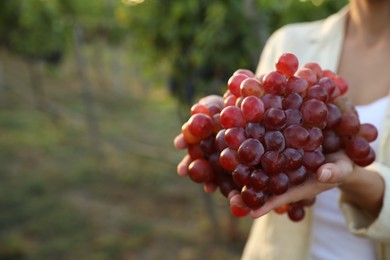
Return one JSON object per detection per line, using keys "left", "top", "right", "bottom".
{"left": 316, "top": 154, "right": 354, "bottom": 184}
{"left": 250, "top": 176, "right": 333, "bottom": 219}
{"left": 177, "top": 154, "right": 191, "bottom": 176}
{"left": 203, "top": 182, "right": 218, "bottom": 193}
{"left": 174, "top": 133, "right": 187, "bottom": 149}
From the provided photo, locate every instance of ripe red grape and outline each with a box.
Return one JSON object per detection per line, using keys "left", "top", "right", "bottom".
{"left": 241, "top": 96, "right": 265, "bottom": 122}
{"left": 276, "top": 53, "right": 299, "bottom": 76}
{"left": 263, "top": 71, "right": 287, "bottom": 94}
{"left": 188, "top": 158, "right": 214, "bottom": 183}
{"left": 237, "top": 138, "right": 265, "bottom": 165}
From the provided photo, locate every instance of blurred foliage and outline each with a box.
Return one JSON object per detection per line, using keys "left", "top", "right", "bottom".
{"left": 0, "top": 0, "right": 347, "bottom": 103}
{"left": 126, "top": 0, "right": 347, "bottom": 107}
{"left": 0, "top": 0, "right": 129, "bottom": 63}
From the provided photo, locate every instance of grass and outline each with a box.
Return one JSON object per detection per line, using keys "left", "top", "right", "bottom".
{"left": 0, "top": 48, "right": 252, "bottom": 260}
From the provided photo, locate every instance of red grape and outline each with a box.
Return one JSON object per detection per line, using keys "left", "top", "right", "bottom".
{"left": 276, "top": 53, "right": 299, "bottom": 76}
{"left": 241, "top": 186, "right": 268, "bottom": 209}
{"left": 188, "top": 113, "right": 214, "bottom": 139}
{"left": 228, "top": 73, "right": 248, "bottom": 97}
{"left": 188, "top": 158, "right": 214, "bottom": 183}
{"left": 240, "top": 77, "right": 264, "bottom": 97}
{"left": 263, "top": 71, "right": 287, "bottom": 95}
{"left": 241, "top": 96, "right": 265, "bottom": 122}
{"left": 220, "top": 106, "right": 246, "bottom": 128}
{"left": 224, "top": 127, "right": 246, "bottom": 150}
{"left": 237, "top": 138, "right": 265, "bottom": 165}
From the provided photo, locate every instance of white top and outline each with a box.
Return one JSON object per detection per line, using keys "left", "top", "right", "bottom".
{"left": 310, "top": 96, "right": 388, "bottom": 260}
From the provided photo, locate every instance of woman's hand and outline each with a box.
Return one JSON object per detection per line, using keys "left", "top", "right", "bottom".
{"left": 243, "top": 151, "right": 355, "bottom": 218}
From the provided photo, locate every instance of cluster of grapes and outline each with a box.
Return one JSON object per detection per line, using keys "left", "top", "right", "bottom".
{"left": 180, "top": 53, "right": 377, "bottom": 221}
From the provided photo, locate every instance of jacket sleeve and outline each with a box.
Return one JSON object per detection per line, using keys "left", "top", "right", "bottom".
{"left": 340, "top": 161, "right": 390, "bottom": 243}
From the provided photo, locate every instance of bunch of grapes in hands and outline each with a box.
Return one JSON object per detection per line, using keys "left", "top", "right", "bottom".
{"left": 177, "top": 53, "right": 378, "bottom": 221}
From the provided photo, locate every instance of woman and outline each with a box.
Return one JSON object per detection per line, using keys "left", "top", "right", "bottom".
{"left": 174, "top": 0, "right": 390, "bottom": 259}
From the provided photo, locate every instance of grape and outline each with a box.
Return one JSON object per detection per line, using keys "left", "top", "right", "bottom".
{"left": 358, "top": 123, "right": 378, "bottom": 142}
{"left": 188, "top": 158, "right": 214, "bottom": 183}
{"left": 211, "top": 113, "right": 222, "bottom": 134}
{"left": 224, "top": 127, "right": 246, "bottom": 150}
{"left": 241, "top": 96, "right": 265, "bottom": 122}
{"left": 182, "top": 122, "right": 202, "bottom": 144}
{"left": 263, "top": 108, "right": 286, "bottom": 130}
{"left": 263, "top": 71, "right": 287, "bottom": 94}
{"left": 264, "top": 130, "right": 285, "bottom": 151}
{"left": 283, "top": 124, "right": 310, "bottom": 149}
{"left": 228, "top": 73, "right": 248, "bottom": 97}
{"left": 335, "top": 113, "right": 360, "bottom": 136}
{"left": 240, "top": 77, "right": 264, "bottom": 97}
{"left": 224, "top": 94, "right": 237, "bottom": 107}
{"left": 344, "top": 136, "right": 371, "bottom": 160}
{"left": 188, "top": 113, "right": 214, "bottom": 138}
{"left": 325, "top": 103, "right": 342, "bottom": 130}
{"left": 261, "top": 151, "right": 286, "bottom": 174}
{"left": 275, "top": 53, "right": 299, "bottom": 76}
{"left": 304, "top": 127, "right": 323, "bottom": 152}
{"left": 230, "top": 194, "right": 250, "bottom": 217}
{"left": 175, "top": 52, "right": 378, "bottom": 223}
{"left": 353, "top": 147, "right": 375, "bottom": 167}
{"left": 237, "top": 138, "right": 265, "bottom": 166}
{"left": 274, "top": 204, "right": 289, "bottom": 214}
{"left": 233, "top": 68, "right": 255, "bottom": 78}
{"left": 191, "top": 103, "right": 210, "bottom": 116}
{"left": 232, "top": 164, "right": 254, "bottom": 188}
{"left": 219, "top": 147, "right": 240, "bottom": 171}
{"left": 188, "top": 143, "right": 205, "bottom": 160}
{"left": 286, "top": 76, "right": 308, "bottom": 95}
{"left": 269, "top": 173, "right": 289, "bottom": 195}
{"left": 322, "top": 130, "right": 342, "bottom": 154}
{"left": 220, "top": 106, "right": 246, "bottom": 128}
{"left": 207, "top": 105, "right": 221, "bottom": 116}
{"left": 285, "top": 109, "right": 303, "bottom": 126}
{"left": 235, "top": 96, "right": 244, "bottom": 107}
{"left": 307, "top": 84, "right": 328, "bottom": 102}
{"left": 241, "top": 186, "right": 267, "bottom": 209}
{"left": 283, "top": 93, "right": 303, "bottom": 109}
{"left": 262, "top": 93, "right": 283, "bottom": 110}
{"left": 318, "top": 77, "right": 336, "bottom": 97}
{"left": 301, "top": 99, "right": 328, "bottom": 128}
{"left": 282, "top": 148, "right": 303, "bottom": 171}
{"left": 217, "top": 174, "right": 239, "bottom": 197}
{"left": 286, "top": 166, "right": 307, "bottom": 185}
{"left": 322, "top": 69, "right": 335, "bottom": 78}
{"left": 302, "top": 62, "right": 322, "bottom": 80}
{"left": 200, "top": 135, "right": 216, "bottom": 154}
{"left": 215, "top": 129, "right": 228, "bottom": 151}
{"left": 249, "top": 169, "right": 270, "bottom": 191}
{"left": 245, "top": 122, "right": 266, "bottom": 141}
{"left": 296, "top": 68, "right": 317, "bottom": 86}
{"left": 302, "top": 149, "right": 326, "bottom": 172}
{"left": 333, "top": 76, "right": 349, "bottom": 95}
{"left": 288, "top": 203, "right": 305, "bottom": 222}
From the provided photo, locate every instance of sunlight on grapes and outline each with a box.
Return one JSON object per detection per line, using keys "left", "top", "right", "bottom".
{"left": 122, "top": 0, "right": 145, "bottom": 6}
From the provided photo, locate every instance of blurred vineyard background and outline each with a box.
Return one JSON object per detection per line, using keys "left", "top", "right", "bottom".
{"left": 0, "top": 0, "right": 347, "bottom": 259}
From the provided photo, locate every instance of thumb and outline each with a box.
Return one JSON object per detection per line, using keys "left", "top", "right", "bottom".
{"left": 316, "top": 161, "right": 352, "bottom": 184}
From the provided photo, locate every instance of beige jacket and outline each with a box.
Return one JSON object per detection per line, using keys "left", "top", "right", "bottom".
{"left": 242, "top": 6, "right": 390, "bottom": 260}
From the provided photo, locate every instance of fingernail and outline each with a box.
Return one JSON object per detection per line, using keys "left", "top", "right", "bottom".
{"left": 319, "top": 168, "right": 331, "bottom": 182}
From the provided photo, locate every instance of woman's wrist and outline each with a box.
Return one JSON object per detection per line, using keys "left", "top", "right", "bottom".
{"left": 338, "top": 166, "right": 385, "bottom": 217}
